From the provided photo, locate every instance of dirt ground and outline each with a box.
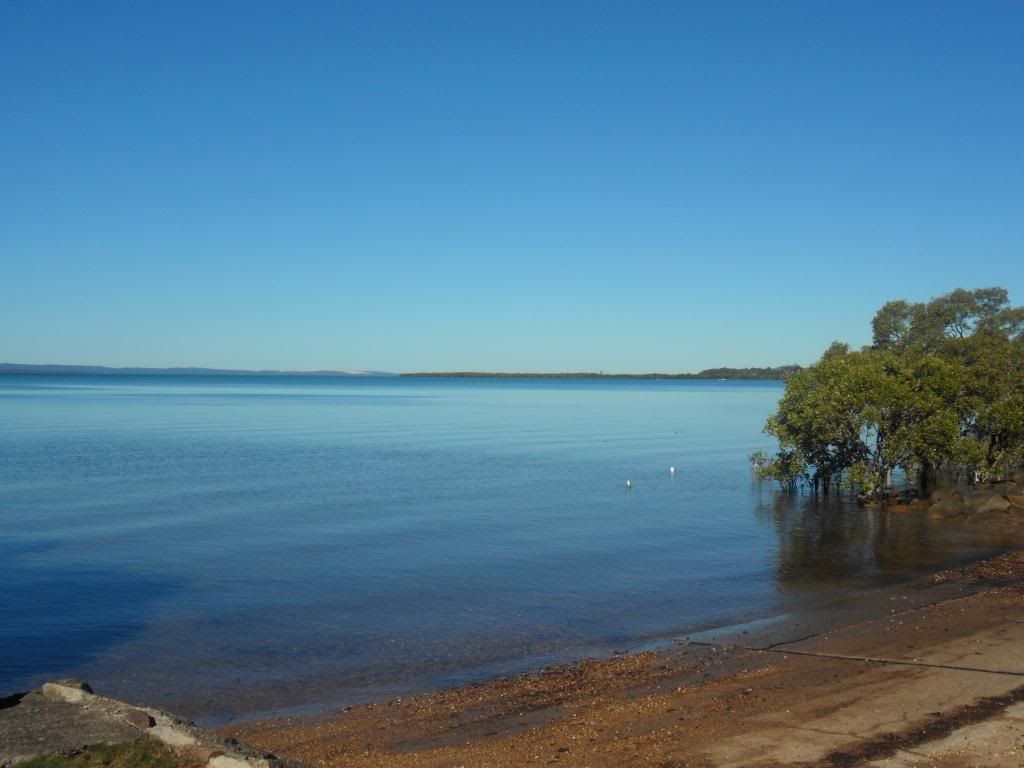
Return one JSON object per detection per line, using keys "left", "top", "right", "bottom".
{"left": 223, "top": 552, "right": 1024, "bottom": 768}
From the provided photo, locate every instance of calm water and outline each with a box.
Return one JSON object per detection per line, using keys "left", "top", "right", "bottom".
{"left": 2, "top": 375, "right": 1021, "bottom": 724}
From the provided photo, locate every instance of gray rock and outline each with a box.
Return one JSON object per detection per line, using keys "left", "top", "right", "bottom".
{"left": 54, "top": 679, "right": 93, "bottom": 693}
{"left": 964, "top": 490, "right": 1004, "bottom": 510}
{"left": 2, "top": 683, "right": 292, "bottom": 768}
{"left": 41, "top": 681, "right": 95, "bottom": 704}
{"left": 930, "top": 500, "right": 964, "bottom": 517}
{"left": 0, "top": 690, "right": 141, "bottom": 766}
{"left": 186, "top": 745, "right": 225, "bottom": 763}
{"left": 149, "top": 723, "right": 198, "bottom": 747}
{"left": 929, "top": 489, "right": 962, "bottom": 505}
{"left": 209, "top": 756, "right": 255, "bottom": 768}
{"left": 123, "top": 708, "right": 154, "bottom": 730}
{"left": 976, "top": 495, "right": 1012, "bottom": 513}
{"left": 993, "top": 482, "right": 1020, "bottom": 497}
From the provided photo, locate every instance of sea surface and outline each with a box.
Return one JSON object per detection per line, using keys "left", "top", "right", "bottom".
{"left": 2, "top": 374, "right": 1022, "bottom": 724}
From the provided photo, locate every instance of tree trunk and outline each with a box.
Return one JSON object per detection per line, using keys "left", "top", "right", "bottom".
{"left": 919, "top": 461, "right": 931, "bottom": 492}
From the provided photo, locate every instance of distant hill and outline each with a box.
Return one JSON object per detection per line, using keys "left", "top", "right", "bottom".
{"left": 0, "top": 363, "right": 396, "bottom": 377}
{"left": 401, "top": 366, "right": 801, "bottom": 380}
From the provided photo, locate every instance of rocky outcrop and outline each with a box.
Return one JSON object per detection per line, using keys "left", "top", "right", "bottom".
{"left": 926, "top": 482, "right": 1024, "bottom": 517}
{"left": 928, "top": 499, "right": 963, "bottom": 517}
{"left": 964, "top": 489, "right": 1012, "bottom": 513}
{"left": 928, "top": 489, "right": 964, "bottom": 517}
{"left": 1, "top": 681, "right": 292, "bottom": 768}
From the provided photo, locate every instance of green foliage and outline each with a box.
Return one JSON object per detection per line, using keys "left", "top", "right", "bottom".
{"left": 751, "top": 448, "right": 807, "bottom": 490}
{"left": 759, "top": 287, "right": 1024, "bottom": 497}
{"left": 19, "top": 742, "right": 184, "bottom": 768}
{"left": 872, "top": 287, "right": 1024, "bottom": 350}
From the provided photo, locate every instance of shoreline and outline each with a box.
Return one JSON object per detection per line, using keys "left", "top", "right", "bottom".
{"left": 191, "top": 536, "right": 1018, "bottom": 729}
{"left": 194, "top": 502, "right": 1024, "bottom": 728}
{"left": 223, "top": 551, "right": 1024, "bottom": 767}
{"left": 399, "top": 370, "right": 796, "bottom": 380}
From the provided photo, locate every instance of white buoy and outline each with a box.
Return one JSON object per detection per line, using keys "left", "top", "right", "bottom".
{"left": 625, "top": 480, "right": 632, "bottom": 489}
{"left": 669, "top": 466, "right": 676, "bottom": 474}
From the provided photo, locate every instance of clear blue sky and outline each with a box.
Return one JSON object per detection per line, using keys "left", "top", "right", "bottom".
{"left": 2, "top": 1, "right": 1022, "bottom": 372}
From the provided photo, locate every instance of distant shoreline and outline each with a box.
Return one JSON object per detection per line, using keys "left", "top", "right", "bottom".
{"left": 0, "top": 363, "right": 801, "bottom": 381}
{"left": 0, "top": 363, "right": 394, "bottom": 377}
{"left": 401, "top": 366, "right": 800, "bottom": 381}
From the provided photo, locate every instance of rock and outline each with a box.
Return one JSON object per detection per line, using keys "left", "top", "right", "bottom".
{"left": 56, "top": 678, "right": 93, "bottom": 693}
{"left": 209, "top": 756, "right": 255, "bottom": 768}
{"left": 123, "top": 708, "right": 154, "bottom": 730}
{"left": 41, "top": 680, "right": 95, "bottom": 703}
{"left": 980, "top": 496, "right": 1012, "bottom": 513}
{"left": 150, "top": 724, "right": 199, "bottom": 747}
{"left": 986, "top": 482, "right": 1020, "bottom": 498}
{"left": 185, "top": 746, "right": 225, "bottom": 763}
{"left": 929, "top": 489, "right": 962, "bottom": 505}
{"left": 929, "top": 500, "right": 964, "bottom": 517}
{"left": 965, "top": 490, "right": 1011, "bottom": 513}
{"left": 1008, "top": 493, "right": 1024, "bottom": 508}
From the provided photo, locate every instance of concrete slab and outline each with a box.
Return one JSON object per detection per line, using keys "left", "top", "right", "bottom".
{"left": 0, "top": 691, "right": 142, "bottom": 766}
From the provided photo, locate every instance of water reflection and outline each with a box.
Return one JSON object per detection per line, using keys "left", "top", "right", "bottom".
{"left": 757, "top": 491, "right": 1024, "bottom": 590}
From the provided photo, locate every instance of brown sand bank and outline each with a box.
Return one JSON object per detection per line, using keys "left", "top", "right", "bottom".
{"left": 224, "top": 553, "right": 1024, "bottom": 767}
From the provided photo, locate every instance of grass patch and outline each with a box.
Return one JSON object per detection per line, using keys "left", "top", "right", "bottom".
{"left": 19, "top": 741, "right": 187, "bottom": 768}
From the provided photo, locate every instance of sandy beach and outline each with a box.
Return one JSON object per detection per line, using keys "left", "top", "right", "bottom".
{"left": 223, "top": 552, "right": 1024, "bottom": 768}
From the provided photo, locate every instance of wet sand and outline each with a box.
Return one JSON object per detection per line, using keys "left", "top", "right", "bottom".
{"left": 223, "top": 552, "right": 1024, "bottom": 767}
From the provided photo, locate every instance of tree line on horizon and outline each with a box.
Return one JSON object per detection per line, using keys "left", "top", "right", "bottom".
{"left": 752, "top": 287, "right": 1024, "bottom": 499}
{"left": 401, "top": 366, "right": 801, "bottom": 380}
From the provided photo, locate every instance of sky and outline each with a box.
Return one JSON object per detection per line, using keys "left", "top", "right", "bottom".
{"left": 2, "top": 1, "right": 1022, "bottom": 373}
